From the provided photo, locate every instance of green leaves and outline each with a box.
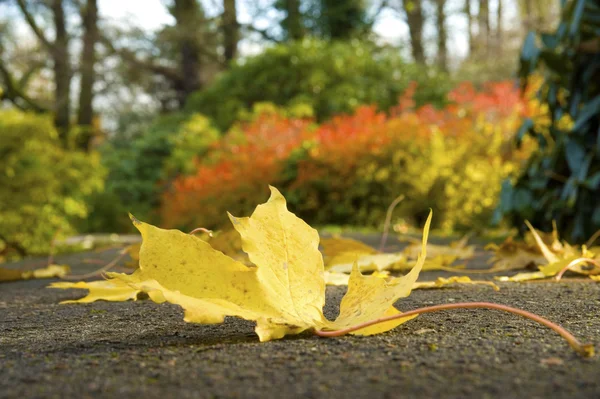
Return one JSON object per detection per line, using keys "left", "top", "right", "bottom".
{"left": 497, "top": 0, "right": 600, "bottom": 243}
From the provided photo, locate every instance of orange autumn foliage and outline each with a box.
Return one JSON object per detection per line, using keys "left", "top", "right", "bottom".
{"left": 161, "top": 81, "right": 537, "bottom": 231}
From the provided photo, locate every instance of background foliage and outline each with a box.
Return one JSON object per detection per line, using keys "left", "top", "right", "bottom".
{"left": 496, "top": 0, "right": 600, "bottom": 242}
{"left": 0, "top": 0, "right": 576, "bottom": 258}
{"left": 0, "top": 110, "right": 104, "bottom": 258}
{"left": 186, "top": 39, "right": 451, "bottom": 131}
{"left": 162, "top": 81, "right": 535, "bottom": 232}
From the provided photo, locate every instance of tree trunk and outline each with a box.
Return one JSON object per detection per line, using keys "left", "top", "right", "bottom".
{"left": 435, "top": 0, "right": 448, "bottom": 72}
{"left": 51, "top": 0, "right": 71, "bottom": 138}
{"left": 283, "top": 0, "right": 304, "bottom": 40}
{"left": 465, "top": 0, "right": 473, "bottom": 55}
{"left": 520, "top": 0, "right": 533, "bottom": 32}
{"left": 222, "top": 0, "right": 238, "bottom": 63}
{"left": 404, "top": 0, "right": 425, "bottom": 64}
{"left": 478, "top": 0, "right": 490, "bottom": 55}
{"left": 77, "top": 0, "right": 98, "bottom": 149}
{"left": 172, "top": 0, "right": 202, "bottom": 108}
{"left": 16, "top": 0, "right": 71, "bottom": 141}
{"left": 496, "top": 0, "right": 503, "bottom": 53}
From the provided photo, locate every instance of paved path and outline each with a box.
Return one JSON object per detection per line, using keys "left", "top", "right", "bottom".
{"left": 1, "top": 240, "right": 599, "bottom": 399}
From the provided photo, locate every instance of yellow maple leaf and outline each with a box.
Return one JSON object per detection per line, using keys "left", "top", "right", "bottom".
{"left": 95, "top": 186, "right": 432, "bottom": 341}
{"left": 328, "top": 253, "right": 406, "bottom": 273}
{"left": 321, "top": 236, "right": 379, "bottom": 260}
{"left": 403, "top": 236, "right": 475, "bottom": 260}
{"left": 412, "top": 276, "right": 499, "bottom": 291}
{"left": 321, "top": 237, "right": 461, "bottom": 274}
{"left": 325, "top": 272, "right": 498, "bottom": 291}
{"left": 49, "top": 278, "right": 142, "bottom": 303}
{"left": 496, "top": 221, "right": 600, "bottom": 282}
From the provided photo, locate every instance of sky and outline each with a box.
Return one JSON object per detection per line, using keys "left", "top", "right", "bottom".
{"left": 0, "top": 0, "right": 522, "bottom": 63}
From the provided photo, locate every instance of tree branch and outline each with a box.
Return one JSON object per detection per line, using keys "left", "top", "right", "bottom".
{"left": 0, "top": 61, "right": 48, "bottom": 112}
{"left": 240, "top": 23, "right": 282, "bottom": 43}
{"left": 99, "top": 35, "right": 182, "bottom": 82}
{"left": 15, "top": 0, "right": 54, "bottom": 50}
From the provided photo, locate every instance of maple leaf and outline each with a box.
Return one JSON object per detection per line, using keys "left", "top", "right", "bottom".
{"left": 324, "top": 271, "right": 498, "bottom": 291}
{"left": 487, "top": 221, "right": 586, "bottom": 273}
{"left": 496, "top": 221, "right": 600, "bottom": 282}
{"left": 49, "top": 191, "right": 595, "bottom": 357}
{"left": 320, "top": 235, "right": 465, "bottom": 274}
{"left": 327, "top": 253, "right": 406, "bottom": 273}
{"left": 96, "top": 187, "right": 432, "bottom": 341}
{"left": 49, "top": 279, "right": 142, "bottom": 303}
{"left": 485, "top": 236, "right": 547, "bottom": 272}
{"left": 411, "top": 276, "right": 499, "bottom": 291}
{"left": 403, "top": 235, "right": 475, "bottom": 260}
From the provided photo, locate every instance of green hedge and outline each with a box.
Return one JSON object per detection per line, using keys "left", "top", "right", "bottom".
{"left": 186, "top": 39, "right": 452, "bottom": 130}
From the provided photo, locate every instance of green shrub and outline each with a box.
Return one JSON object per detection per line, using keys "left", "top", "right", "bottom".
{"left": 0, "top": 110, "right": 104, "bottom": 258}
{"left": 85, "top": 112, "right": 220, "bottom": 232}
{"left": 186, "top": 39, "right": 452, "bottom": 130}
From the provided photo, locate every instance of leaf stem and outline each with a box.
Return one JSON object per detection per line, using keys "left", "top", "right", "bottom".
{"left": 555, "top": 258, "right": 600, "bottom": 281}
{"left": 314, "top": 302, "right": 594, "bottom": 357}
{"left": 60, "top": 247, "right": 130, "bottom": 280}
{"left": 189, "top": 227, "right": 213, "bottom": 237}
{"left": 585, "top": 229, "right": 600, "bottom": 248}
{"left": 379, "top": 194, "right": 405, "bottom": 252}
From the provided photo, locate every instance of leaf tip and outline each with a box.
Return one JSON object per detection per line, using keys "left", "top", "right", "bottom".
{"left": 129, "top": 213, "right": 141, "bottom": 226}
{"left": 268, "top": 185, "right": 285, "bottom": 202}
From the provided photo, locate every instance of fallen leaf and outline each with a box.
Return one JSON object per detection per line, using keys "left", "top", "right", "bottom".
{"left": 324, "top": 270, "right": 390, "bottom": 286}
{"left": 403, "top": 236, "right": 475, "bottom": 260}
{"left": 64, "top": 186, "right": 432, "bottom": 342}
{"left": 328, "top": 253, "right": 406, "bottom": 273}
{"left": 325, "top": 271, "right": 497, "bottom": 292}
{"left": 49, "top": 278, "right": 142, "bottom": 303}
{"left": 412, "top": 276, "right": 499, "bottom": 291}
{"left": 1, "top": 264, "right": 70, "bottom": 282}
{"left": 485, "top": 236, "right": 547, "bottom": 272}
{"left": 320, "top": 236, "right": 378, "bottom": 260}
{"left": 496, "top": 222, "right": 600, "bottom": 282}
{"left": 123, "top": 243, "right": 141, "bottom": 269}
{"left": 0, "top": 267, "right": 24, "bottom": 282}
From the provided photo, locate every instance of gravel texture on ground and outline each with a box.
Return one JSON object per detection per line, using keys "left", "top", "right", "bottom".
{"left": 1, "top": 237, "right": 599, "bottom": 399}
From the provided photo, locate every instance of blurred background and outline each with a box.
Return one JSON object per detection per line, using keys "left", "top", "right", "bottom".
{"left": 0, "top": 0, "right": 598, "bottom": 260}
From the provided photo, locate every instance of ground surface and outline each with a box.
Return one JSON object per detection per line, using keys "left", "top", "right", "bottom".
{"left": 1, "top": 235, "right": 599, "bottom": 399}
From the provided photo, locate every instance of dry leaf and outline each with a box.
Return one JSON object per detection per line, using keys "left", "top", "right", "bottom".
{"left": 485, "top": 236, "right": 547, "bottom": 272}
{"left": 325, "top": 272, "right": 498, "bottom": 291}
{"left": 59, "top": 187, "right": 432, "bottom": 342}
{"left": 403, "top": 236, "right": 475, "bottom": 260}
{"left": 49, "top": 279, "right": 142, "bottom": 303}
{"left": 324, "top": 270, "right": 390, "bottom": 286}
{"left": 1, "top": 264, "right": 70, "bottom": 282}
{"left": 496, "top": 221, "right": 600, "bottom": 282}
{"left": 412, "top": 276, "right": 499, "bottom": 291}
{"left": 328, "top": 253, "right": 406, "bottom": 273}
{"left": 123, "top": 243, "right": 141, "bottom": 269}
{"left": 321, "top": 236, "right": 378, "bottom": 260}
